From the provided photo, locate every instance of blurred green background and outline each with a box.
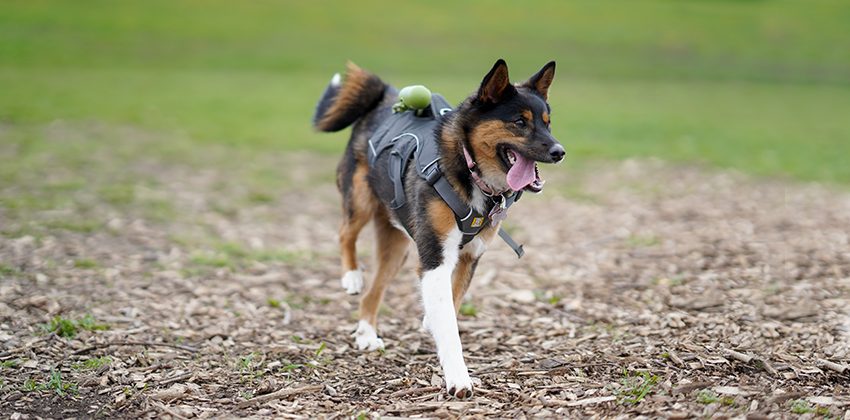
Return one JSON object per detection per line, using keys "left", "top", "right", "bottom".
{"left": 2, "top": 0, "right": 850, "bottom": 184}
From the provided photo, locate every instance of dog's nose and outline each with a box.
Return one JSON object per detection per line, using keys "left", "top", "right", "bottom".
{"left": 549, "top": 144, "right": 565, "bottom": 162}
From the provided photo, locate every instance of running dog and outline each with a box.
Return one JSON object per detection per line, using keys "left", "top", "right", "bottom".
{"left": 312, "top": 59, "right": 564, "bottom": 398}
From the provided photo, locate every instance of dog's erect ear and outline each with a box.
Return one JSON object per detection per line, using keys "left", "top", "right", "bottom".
{"left": 477, "top": 59, "right": 515, "bottom": 104}
{"left": 522, "top": 61, "right": 556, "bottom": 100}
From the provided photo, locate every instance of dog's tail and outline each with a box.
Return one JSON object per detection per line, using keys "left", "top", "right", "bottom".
{"left": 313, "top": 62, "right": 387, "bottom": 132}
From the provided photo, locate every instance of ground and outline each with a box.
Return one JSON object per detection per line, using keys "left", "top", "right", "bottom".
{"left": 1, "top": 124, "right": 849, "bottom": 418}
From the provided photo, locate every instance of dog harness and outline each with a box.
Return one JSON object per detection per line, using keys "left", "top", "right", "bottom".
{"left": 367, "top": 93, "right": 524, "bottom": 258}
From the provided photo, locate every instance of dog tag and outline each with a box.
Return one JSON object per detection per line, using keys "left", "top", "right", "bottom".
{"left": 488, "top": 199, "right": 508, "bottom": 226}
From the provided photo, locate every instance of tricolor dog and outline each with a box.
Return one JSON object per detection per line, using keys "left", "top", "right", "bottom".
{"left": 313, "top": 59, "right": 564, "bottom": 398}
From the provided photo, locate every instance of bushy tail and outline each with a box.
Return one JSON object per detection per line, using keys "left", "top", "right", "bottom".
{"left": 313, "top": 61, "right": 387, "bottom": 132}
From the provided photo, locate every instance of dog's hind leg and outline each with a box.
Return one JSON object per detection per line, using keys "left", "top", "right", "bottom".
{"left": 339, "top": 163, "right": 376, "bottom": 295}
{"left": 354, "top": 208, "right": 409, "bottom": 351}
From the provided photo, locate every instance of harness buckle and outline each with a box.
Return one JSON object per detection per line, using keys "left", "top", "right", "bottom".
{"left": 424, "top": 164, "right": 441, "bottom": 186}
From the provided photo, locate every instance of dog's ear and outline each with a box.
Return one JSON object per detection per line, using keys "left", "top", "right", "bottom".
{"left": 477, "top": 59, "right": 515, "bottom": 104}
{"left": 522, "top": 61, "right": 556, "bottom": 100}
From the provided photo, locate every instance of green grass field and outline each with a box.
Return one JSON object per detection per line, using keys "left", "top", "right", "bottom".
{"left": 2, "top": 0, "right": 850, "bottom": 184}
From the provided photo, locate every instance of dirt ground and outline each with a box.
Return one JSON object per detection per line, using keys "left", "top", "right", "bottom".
{"left": 1, "top": 128, "right": 849, "bottom": 418}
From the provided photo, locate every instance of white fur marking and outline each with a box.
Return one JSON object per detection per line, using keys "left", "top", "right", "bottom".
{"left": 470, "top": 188, "right": 488, "bottom": 214}
{"left": 353, "top": 320, "right": 384, "bottom": 351}
{"left": 341, "top": 269, "right": 363, "bottom": 295}
{"left": 462, "top": 237, "right": 487, "bottom": 258}
{"left": 420, "top": 228, "right": 472, "bottom": 396}
{"left": 330, "top": 73, "right": 342, "bottom": 87}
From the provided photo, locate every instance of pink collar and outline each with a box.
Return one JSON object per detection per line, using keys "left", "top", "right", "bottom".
{"left": 462, "top": 145, "right": 502, "bottom": 196}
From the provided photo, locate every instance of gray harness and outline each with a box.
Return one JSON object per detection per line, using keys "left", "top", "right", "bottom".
{"left": 367, "top": 93, "right": 524, "bottom": 258}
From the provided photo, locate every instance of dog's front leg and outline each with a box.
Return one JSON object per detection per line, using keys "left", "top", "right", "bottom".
{"left": 420, "top": 228, "right": 473, "bottom": 398}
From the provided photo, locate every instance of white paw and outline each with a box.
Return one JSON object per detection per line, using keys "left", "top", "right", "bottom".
{"left": 341, "top": 269, "right": 363, "bottom": 295}
{"left": 353, "top": 320, "right": 384, "bottom": 351}
{"left": 443, "top": 367, "right": 473, "bottom": 399}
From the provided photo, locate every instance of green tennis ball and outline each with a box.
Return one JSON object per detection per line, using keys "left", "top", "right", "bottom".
{"left": 399, "top": 85, "right": 431, "bottom": 110}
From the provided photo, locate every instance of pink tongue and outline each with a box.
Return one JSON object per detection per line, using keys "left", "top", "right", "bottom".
{"left": 506, "top": 153, "right": 536, "bottom": 191}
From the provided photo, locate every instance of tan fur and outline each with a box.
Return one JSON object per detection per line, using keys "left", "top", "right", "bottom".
{"left": 428, "top": 199, "right": 458, "bottom": 239}
{"left": 317, "top": 62, "right": 374, "bottom": 131}
{"left": 521, "top": 109, "right": 533, "bottom": 122}
{"left": 451, "top": 253, "right": 476, "bottom": 311}
{"left": 532, "top": 67, "right": 555, "bottom": 100}
{"left": 339, "top": 163, "right": 377, "bottom": 272}
{"left": 359, "top": 208, "right": 409, "bottom": 327}
{"left": 451, "top": 226, "right": 498, "bottom": 312}
{"left": 542, "top": 112, "right": 549, "bottom": 125}
{"left": 468, "top": 121, "right": 527, "bottom": 188}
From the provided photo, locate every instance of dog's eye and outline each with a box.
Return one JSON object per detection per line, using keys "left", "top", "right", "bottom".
{"left": 513, "top": 118, "right": 526, "bottom": 128}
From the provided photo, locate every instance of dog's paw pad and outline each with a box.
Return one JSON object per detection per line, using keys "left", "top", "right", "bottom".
{"left": 353, "top": 320, "right": 384, "bottom": 351}
{"left": 341, "top": 270, "right": 363, "bottom": 295}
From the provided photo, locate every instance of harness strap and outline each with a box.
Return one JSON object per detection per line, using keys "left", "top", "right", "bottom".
{"left": 498, "top": 228, "right": 525, "bottom": 258}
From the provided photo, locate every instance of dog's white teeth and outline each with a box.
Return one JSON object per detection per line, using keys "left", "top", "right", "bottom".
{"left": 507, "top": 151, "right": 516, "bottom": 164}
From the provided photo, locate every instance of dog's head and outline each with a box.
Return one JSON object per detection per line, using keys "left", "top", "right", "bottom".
{"left": 461, "top": 59, "right": 564, "bottom": 193}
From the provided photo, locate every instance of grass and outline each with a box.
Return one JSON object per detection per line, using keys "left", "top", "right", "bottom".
{"left": 42, "top": 314, "right": 109, "bottom": 338}
{"left": 0, "top": 0, "right": 849, "bottom": 188}
{"left": 788, "top": 399, "right": 830, "bottom": 416}
{"left": 617, "top": 369, "right": 660, "bottom": 405}
{"left": 73, "top": 258, "right": 99, "bottom": 269}
{"left": 72, "top": 356, "right": 112, "bottom": 370}
{"left": 21, "top": 370, "right": 78, "bottom": 396}
{"left": 0, "top": 263, "right": 19, "bottom": 277}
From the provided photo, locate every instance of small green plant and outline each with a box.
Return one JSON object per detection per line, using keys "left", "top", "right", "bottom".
{"left": 44, "top": 316, "right": 78, "bottom": 338}
{"left": 355, "top": 411, "right": 369, "bottom": 420}
{"left": 77, "top": 314, "right": 109, "bottom": 332}
{"left": 626, "top": 234, "right": 660, "bottom": 247}
{"left": 72, "top": 356, "right": 112, "bottom": 370}
{"left": 696, "top": 389, "right": 719, "bottom": 404}
{"left": 617, "top": 369, "right": 660, "bottom": 404}
{"left": 238, "top": 353, "right": 256, "bottom": 372}
{"left": 789, "top": 399, "right": 815, "bottom": 415}
{"left": 44, "top": 369, "right": 77, "bottom": 395}
{"left": 280, "top": 363, "right": 302, "bottom": 372}
{"left": 315, "top": 342, "right": 326, "bottom": 357}
{"left": 0, "top": 359, "right": 20, "bottom": 369}
{"left": 0, "top": 263, "right": 18, "bottom": 277}
{"left": 22, "top": 378, "right": 39, "bottom": 392}
{"left": 73, "top": 258, "right": 98, "bottom": 269}
{"left": 267, "top": 298, "right": 281, "bottom": 308}
{"left": 459, "top": 302, "right": 477, "bottom": 317}
{"left": 43, "top": 314, "right": 109, "bottom": 338}
{"left": 21, "top": 370, "right": 77, "bottom": 395}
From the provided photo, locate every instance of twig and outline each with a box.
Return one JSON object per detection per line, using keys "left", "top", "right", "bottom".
{"left": 388, "top": 386, "right": 441, "bottom": 398}
{"left": 150, "top": 401, "right": 190, "bottom": 420}
{"left": 723, "top": 349, "right": 753, "bottom": 364}
{"left": 158, "top": 372, "right": 194, "bottom": 387}
{"left": 237, "top": 384, "right": 323, "bottom": 408}
{"left": 71, "top": 341, "right": 199, "bottom": 355}
{"left": 817, "top": 359, "right": 848, "bottom": 374}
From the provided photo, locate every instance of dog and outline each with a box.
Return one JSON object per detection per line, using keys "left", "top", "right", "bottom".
{"left": 312, "top": 59, "right": 564, "bottom": 398}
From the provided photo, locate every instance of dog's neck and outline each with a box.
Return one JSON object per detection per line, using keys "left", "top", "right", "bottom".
{"left": 437, "top": 115, "right": 490, "bottom": 213}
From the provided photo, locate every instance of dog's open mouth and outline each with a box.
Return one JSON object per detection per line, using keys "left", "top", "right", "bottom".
{"left": 502, "top": 147, "right": 545, "bottom": 193}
